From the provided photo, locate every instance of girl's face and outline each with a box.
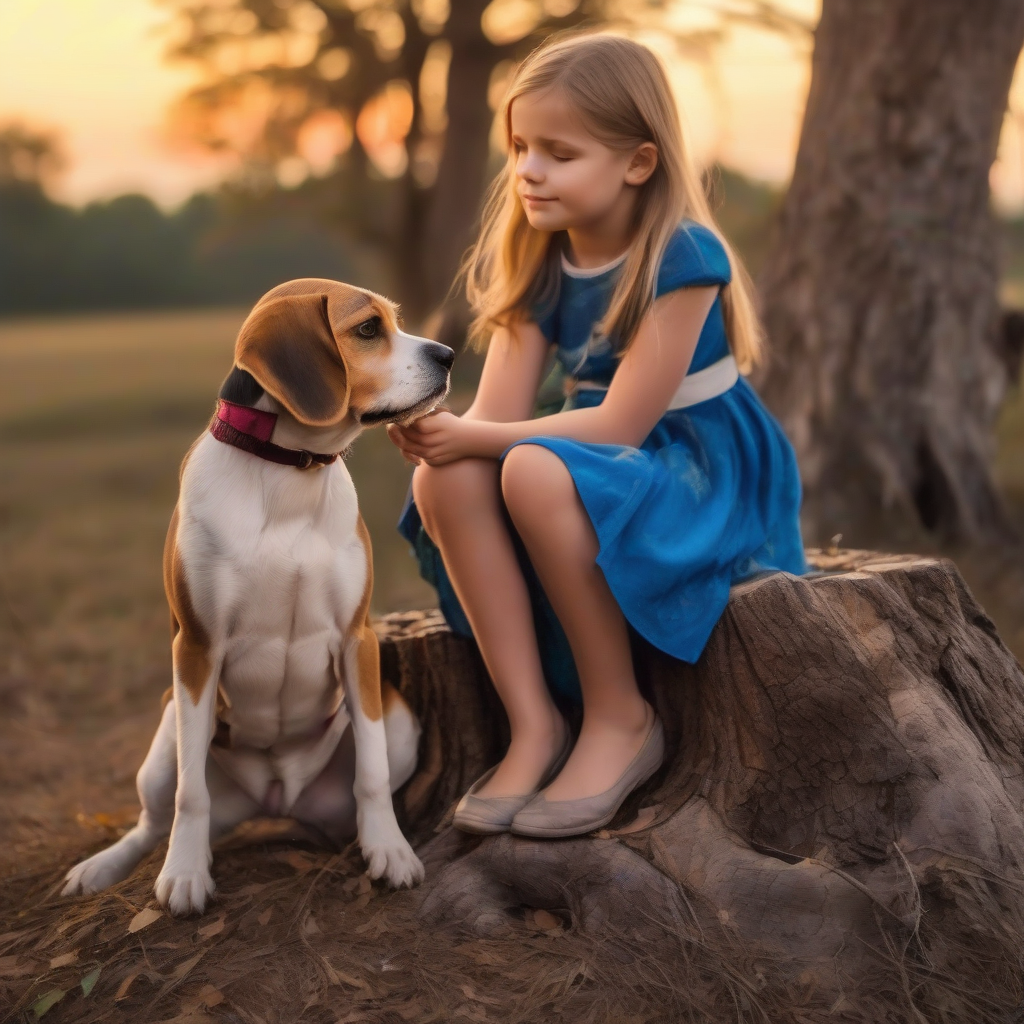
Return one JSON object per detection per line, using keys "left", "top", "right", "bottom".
{"left": 508, "top": 87, "right": 657, "bottom": 234}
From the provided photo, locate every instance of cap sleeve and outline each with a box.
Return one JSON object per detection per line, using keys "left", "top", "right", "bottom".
{"left": 655, "top": 222, "right": 731, "bottom": 297}
{"left": 532, "top": 300, "right": 558, "bottom": 344}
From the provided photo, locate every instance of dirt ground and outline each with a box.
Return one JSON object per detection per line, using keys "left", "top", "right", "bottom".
{"left": 1, "top": 309, "right": 1022, "bottom": 1022}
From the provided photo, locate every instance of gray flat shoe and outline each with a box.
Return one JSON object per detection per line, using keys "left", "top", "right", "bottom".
{"left": 509, "top": 715, "right": 665, "bottom": 838}
{"left": 452, "top": 723, "right": 574, "bottom": 835}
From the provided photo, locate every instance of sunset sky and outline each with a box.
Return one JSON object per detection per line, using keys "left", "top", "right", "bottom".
{"left": 2, "top": 0, "right": 1024, "bottom": 212}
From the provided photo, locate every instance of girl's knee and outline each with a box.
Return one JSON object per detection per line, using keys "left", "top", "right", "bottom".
{"left": 412, "top": 459, "right": 498, "bottom": 537}
{"left": 501, "top": 444, "right": 574, "bottom": 522}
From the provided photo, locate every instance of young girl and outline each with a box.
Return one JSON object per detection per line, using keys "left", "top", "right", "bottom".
{"left": 388, "top": 33, "right": 806, "bottom": 838}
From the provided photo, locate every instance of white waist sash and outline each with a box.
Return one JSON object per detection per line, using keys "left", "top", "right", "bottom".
{"left": 571, "top": 354, "right": 739, "bottom": 410}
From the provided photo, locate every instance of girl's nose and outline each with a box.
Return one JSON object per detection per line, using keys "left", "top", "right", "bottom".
{"left": 517, "top": 150, "right": 544, "bottom": 184}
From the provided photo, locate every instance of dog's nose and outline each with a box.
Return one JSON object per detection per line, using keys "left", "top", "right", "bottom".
{"left": 426, "top": 342, "right": 455, "bottom": 371}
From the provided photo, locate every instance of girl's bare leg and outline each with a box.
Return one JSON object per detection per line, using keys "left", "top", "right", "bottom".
{"left": 412, "top": 459, "right": 567, "bottom": 797}
{"left": 500, "top": 444, "right": 654, "bottom": 800}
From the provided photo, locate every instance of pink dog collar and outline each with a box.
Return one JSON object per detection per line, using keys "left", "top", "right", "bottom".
{"left": 210, "top": 399, "right": 340, "bottom": 470}
{"left": 216, "top": 399, "right": 277, "bottom": 442}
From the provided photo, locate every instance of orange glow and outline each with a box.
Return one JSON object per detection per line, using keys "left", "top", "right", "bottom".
{"left": 298, "top": 109, "right": 353, "bottom": 175}
{"left": 4, "top": 0, "right": 1024, "bottom": 211}
{"left": 355, "top": 80, "right": 414, "bottom": 179}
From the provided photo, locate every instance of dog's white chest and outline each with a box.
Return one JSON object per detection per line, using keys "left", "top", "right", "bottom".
{"left": 180, "top": 439, "right": 367, "bottom": 750}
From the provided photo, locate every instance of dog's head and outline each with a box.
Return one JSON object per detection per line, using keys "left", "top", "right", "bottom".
{"left": 221, "top": 279, "right": 453, "bottom": 427}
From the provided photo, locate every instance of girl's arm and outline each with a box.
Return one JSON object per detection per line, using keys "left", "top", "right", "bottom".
{"left": 462, "top": 322, "right": 553, "bottom": 423}
{"left": 391, "top": 285, "right": 718, "bottom": 464}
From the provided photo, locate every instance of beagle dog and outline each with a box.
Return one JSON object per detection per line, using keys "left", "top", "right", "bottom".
{"left": 63, "top": 279, "right": 453, "bottom": 915}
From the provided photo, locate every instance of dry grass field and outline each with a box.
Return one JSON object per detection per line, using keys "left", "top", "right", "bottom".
{"left": 0, "top": 308, "right": 1021, "bottom": 1021}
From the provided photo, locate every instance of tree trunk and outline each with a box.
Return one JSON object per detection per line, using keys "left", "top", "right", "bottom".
{"left": 757, "top": 0, "right": 1024, "bottom": 546}
{"left": 381, "top": 552, "right": 1024, "bottom": 1017}
{"left": 391, "top": 0, "right": 497, "bottom": 325}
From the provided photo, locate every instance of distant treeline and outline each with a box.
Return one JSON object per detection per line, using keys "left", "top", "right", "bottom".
{"left": 4, "top": 163, "right": 1024, "bottom": 319}
{"left": 0, "top": 177, "right": 370, "bottom": 315}
{"left": 0, "top": 166, "right": 787, "bottom": 318}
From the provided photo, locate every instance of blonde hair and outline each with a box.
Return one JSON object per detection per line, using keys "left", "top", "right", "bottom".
{"left": 463, "top": 32, "right": 764, "bottom": 373}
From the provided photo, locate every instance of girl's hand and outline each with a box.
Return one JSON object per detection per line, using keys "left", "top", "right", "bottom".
{"left": 386, "top": 410, "right": 485, "bottom": 466}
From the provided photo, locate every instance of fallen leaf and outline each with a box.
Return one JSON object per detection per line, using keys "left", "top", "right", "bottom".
{"left": 460, "top": 983, "right": 501, "bottom": 1006}
{"left": 529, "top": 909, "right": 563, "bottom": 933}
{"left": 0, "top": 955, "right": 36, "bottom": 979}
{"left": 197, "top": 917, "right": 224, "bottom": 939}
{"left": 32, "top": 989, "right": 65, "bottom": 1018}
{"left": 197, "top": 983, "right": 225, "bottom": 1007}
{"left": 332, "top": 968, "right": 371, "bottom": 992}
{"left": 276, "top": 850, "right": 316, "bottom": 874}
{"left": 609, "top": 805, "right": 660, "bottom": 836}
{"left": 80, "top": 967, "right": 101, "bottom": 997}
{"left": 173, "top": 952, "right": 205, "bottom": 980}
{"left": 49, "top": 952, "right": 78, "bottom": 969}
{"left": 257, "top": 908, "right": 273, "bottom": 926}
{"left": 127, "top": 908, "right": 162, "bottom": 934}
{"left": 354, "top": 914, "right": 386, "bottom": 937}
{"left": 115, "top": 971, "right": 141, "bottom": 1001}
{"left": 234, "top": 883, "right": 268, "bottom": 898}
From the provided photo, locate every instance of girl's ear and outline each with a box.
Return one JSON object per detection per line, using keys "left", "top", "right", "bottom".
{"left": 235, "top": 293, "right": 351, "bottom": 426}
{"left": 625, "top": 142, "right": 659, "bottom": 187}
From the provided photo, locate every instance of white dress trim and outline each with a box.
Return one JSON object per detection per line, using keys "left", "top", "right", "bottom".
{"left": 572, "top": 354, "right": 739, "bottom": 410}
{"left": 560, "top": 249, "right": 628, "bottom": 278}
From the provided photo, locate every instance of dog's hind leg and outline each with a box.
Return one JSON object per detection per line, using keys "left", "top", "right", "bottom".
{"left": 291, "top": 689, "right": 419, "bottom": 848}
{"left": 207, "top": 756, "right": 261, "bottom": 842}
{"left": 63, "top": 699, "right": 178, "bottom": 896}
{"left": 291, "top": 723, "right": 358, "bottom": 847}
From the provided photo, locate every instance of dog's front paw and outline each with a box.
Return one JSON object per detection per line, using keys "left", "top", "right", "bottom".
{"left": 154, "top": 867, "right": 215, "bottom": 916}
{"left": 63, "top": 848, "right": 134, "bottom": 896}
{"left": 361, "top": 831, "right": 425, "bottom": 889}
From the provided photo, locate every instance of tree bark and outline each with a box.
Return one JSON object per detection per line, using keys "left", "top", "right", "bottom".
{"left": 421, "top": 0, "right": 496, "bottom": 312}
{"left": 380, "top": 552, "right": 1024, "bottom": 1015}
{"left": 388, "top": 0, "right": 498, "bottom": 324}
{"left": 757, "top": 0, "right": 1024, "bottom": 546}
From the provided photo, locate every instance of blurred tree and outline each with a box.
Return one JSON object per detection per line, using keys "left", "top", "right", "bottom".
{"left": 757, "top": 0, "right": 1024, "bottom": 545}
{"left": 0, "top": 123, "right": 65, "bottom": 189}
{"left": 160, "top": 0, "right": 735, "bottom": 333}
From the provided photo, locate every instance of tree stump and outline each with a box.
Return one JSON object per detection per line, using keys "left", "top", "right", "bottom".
{"left": 378, "top": 550, "right": 1024, "bottom": 1013}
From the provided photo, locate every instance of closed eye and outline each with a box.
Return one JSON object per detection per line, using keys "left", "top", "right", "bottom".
{"left": 355, "top": 316, "right": 381, "bottom": 339}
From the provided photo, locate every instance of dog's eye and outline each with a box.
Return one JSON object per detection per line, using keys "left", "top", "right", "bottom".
{"left": 356, "top": 317, "right": 380, "bottom": 339}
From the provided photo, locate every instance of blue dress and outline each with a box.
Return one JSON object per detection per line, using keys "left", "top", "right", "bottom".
{"left": 399, "top": 221, "right": 806, "bottom": 703}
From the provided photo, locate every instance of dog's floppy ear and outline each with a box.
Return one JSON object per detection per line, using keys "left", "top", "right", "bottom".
{"left": 235, "top": 293, "right": 350, "bottom": 426}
